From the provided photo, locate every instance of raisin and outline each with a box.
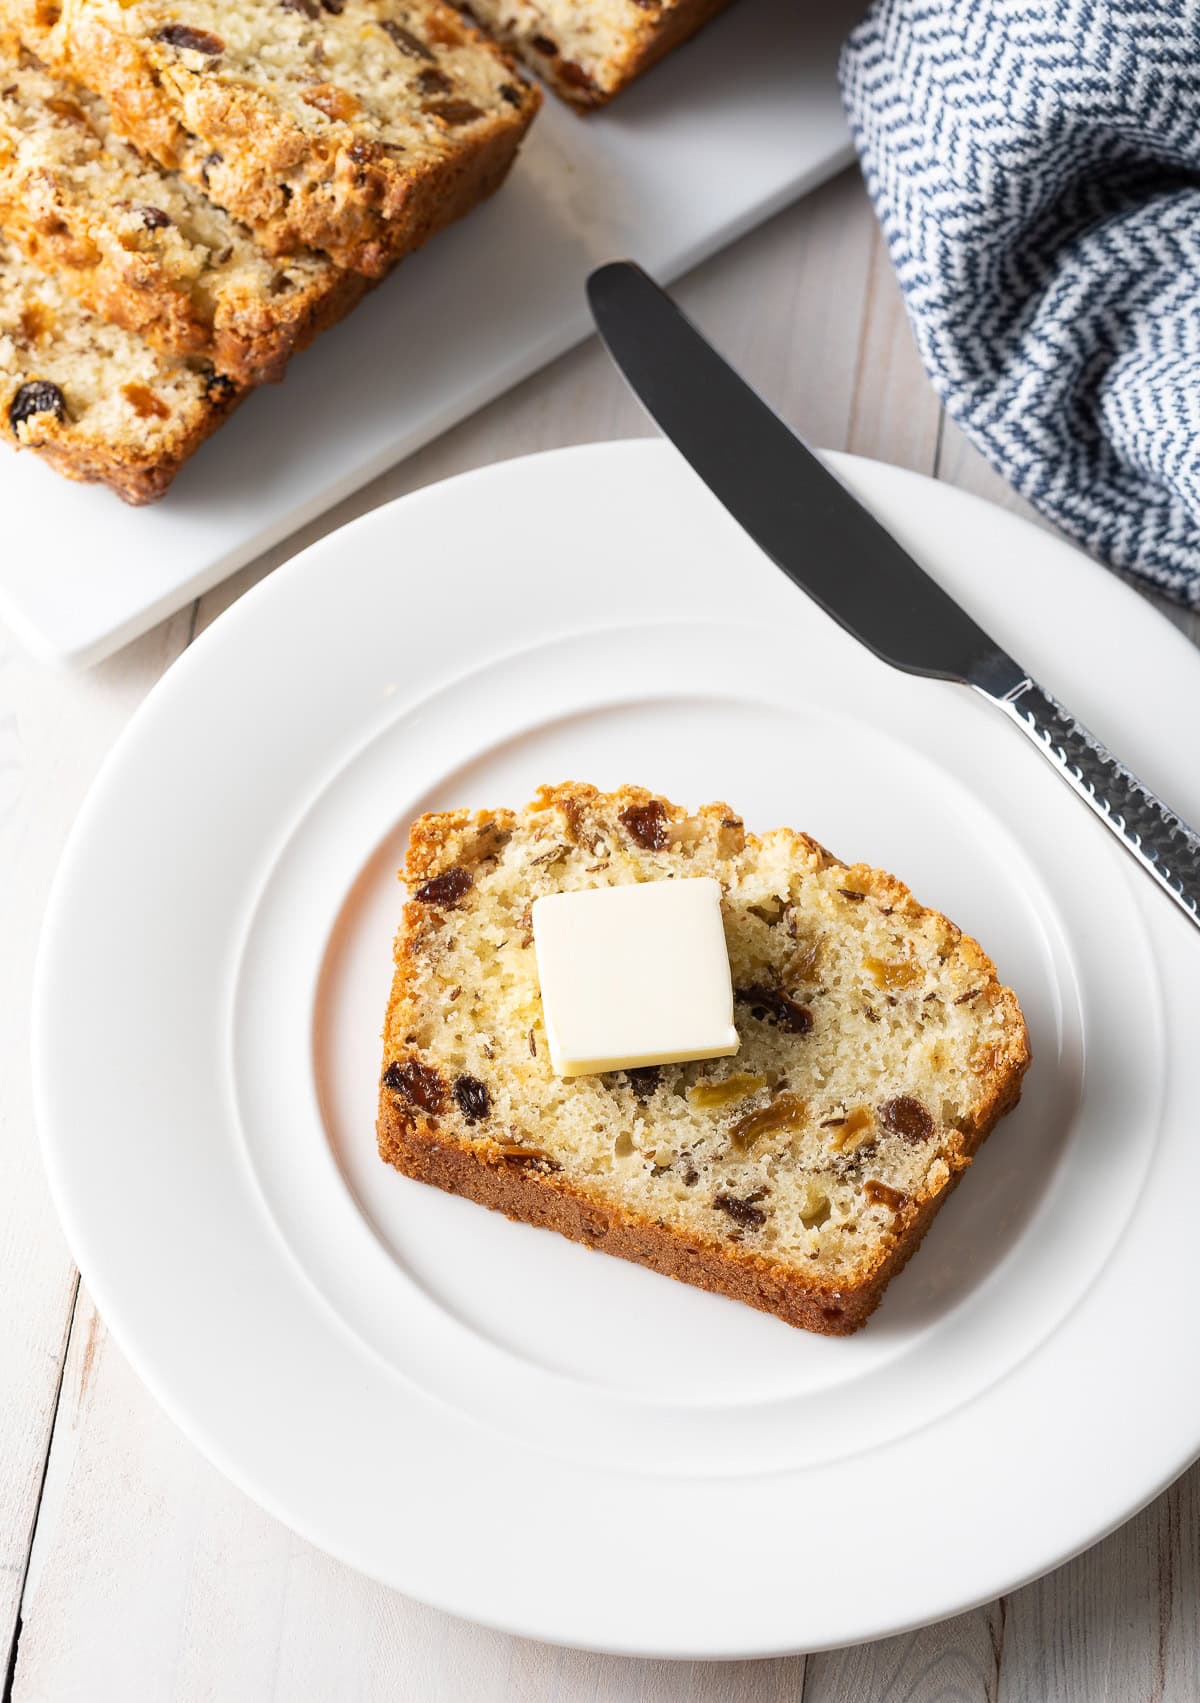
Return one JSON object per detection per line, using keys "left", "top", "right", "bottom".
{"left": 864, "top": 955, "right": 921, "bottom": 990}
{"left": 121, "top": 382, "right": 169, "bottom": 420}
{"left": 424, "top": 10, "right": 461, "bottom": 43}
{"left": 156, "top": 23, "right": 225, "bottom": 54}
{"left": 413, "top": 865, "right": 472, "bottom": 906}
{"left": 321, "top": 0, "right": 344, "bottom": 12}
{"left": 735, "top": 985, "right": 813, "bottom": 1034}
{"left": 954, "top": 988, "right": 982, "bottom": 1005}
{"left": 530, "top": 32, "right": 558, "bottom": 53}
{"left": 623, "top": 1065, "right": 661, "bottom": 1100}
{"left": 18, "top": 303, "right": 52, "bottom": 344}
{"left": 838, "top": 888, "right": 866, "bottom": 902}
{"left": 619, "top": 800, "right": 668, "bottom": 850}
{"left": 281, "top": 0, "right": 320, "bottom": 15}
{"left": 827, "top": 1105, "right": 874, "bottom": 1154}
{"left": 493, "top": 1141, "right": 558, "bottom": 1169}
{"left": 864, "top": 1178, "right": 909, "bottom": 1213}
{"left": 453, "top": 1074, "right": 491, "bottom": 1123}
{"left": 136, "top": 204, "right": 171, "bottom": 229}
{"left": 383, "top": 1058, "right": 446, "bottom": 1114}
{"left": 45, "top": 95, "right": 87, "bottom": 124}
{"left": 202, "top": 370, "right": 237, "bottom": 405}
{"left": 683, "top": 1167, "right": 699, "bottom": 1187}
{"left": 425, "top": 97, "right": 483, "bottom": 124}
{"left": 302, "top": 82, "right": 360, "bottom": 121}
{"left": 878, "top": 1095, "right": 933, "bottom": 1144}
{"left": 9, "top": 380, "right": 65, "bottom": 433}
{"left": 730, "top": 1092, "right": 805, "bottom": 1151}
{"left": 415, "top": 67, "right": 452, "bottom": 94}
{"left": 713, "top": 1191, "right": 767, "bottom": 1230}
{"left": 789, "top": 940, "right": 821, "bottom": 981}
{"left": 498, "top": 81, "right": 523, "bottom": 106}
{"left": 381, "top": 19, "right": 435, "bottom": 58}
{"left": 689, "top": 1073, "right": 765, "bottom": 1110}
{"left": 558, "top": 60, "right": 598, "bottom": 93}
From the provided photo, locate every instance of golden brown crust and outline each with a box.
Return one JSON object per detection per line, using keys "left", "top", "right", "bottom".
{"left": 7, "top": 374, "right": 244, "bottom": 501}
{"left": 0, "top": 46, "right": 371, "bottom": 380}
{"left": 378, "top": 1053, "right": 1025, "bottom": 1335}
{"left": 464, "top": 0, "right": 736, "bottom": 110}
{"left": 377, "top": 782, "right": 1032, "bottom": 1334}
{"left": 30, "top": 0, "right": 540, "bottom": 274}
{"left": 0, "top": 186, "right": 368, "bottom": 383}
{"left": 204, "top": 268, "right": 368, "bottom": 383}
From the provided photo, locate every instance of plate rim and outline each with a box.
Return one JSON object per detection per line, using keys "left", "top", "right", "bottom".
{"left": 32, "top": 438, "right": 1200, "bottom": 1657}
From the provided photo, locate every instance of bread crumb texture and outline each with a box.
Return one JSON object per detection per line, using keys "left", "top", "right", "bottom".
{"left": 378, "top": 783, "right": 1032, "bottom": 1335}
{"left": 8, "top": 0, "right": 541, "bottom": 271}
{"left": 462, "top": 0, "right": 735, "bottom": 106}
{"left": 0, "top": 52, "right": 364, "bottom": 380}
{"left": 0, "top": 228, "right": 243, "bottom": 501}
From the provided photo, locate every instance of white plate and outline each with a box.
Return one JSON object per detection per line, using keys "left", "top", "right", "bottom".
{"left": 33, "top": 441, "right": 1200, "bottom": 1656}
{"left": 0, "top": 0, "right": 857, "bottom": 669}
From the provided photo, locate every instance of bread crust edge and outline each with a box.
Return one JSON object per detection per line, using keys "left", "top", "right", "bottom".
{"left": 376, "top": 783, "right": 1032, "bottom": 1336}
{"left": 377, "top": 1058, "right": 1024, "bottom": 1335}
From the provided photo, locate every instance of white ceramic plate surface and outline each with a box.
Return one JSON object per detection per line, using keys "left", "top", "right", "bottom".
{"left": 0, "top": 0, "right": 857, "bottom": 669}
{"left": 34, "top": 441, "right": 1200, "bottom": 1656}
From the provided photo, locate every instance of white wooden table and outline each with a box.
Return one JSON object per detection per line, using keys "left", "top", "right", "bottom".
{"left": 3, "top": 167, "right": 1198, "bottom": 1702}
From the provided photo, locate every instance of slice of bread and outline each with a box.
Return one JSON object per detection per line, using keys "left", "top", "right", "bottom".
{"left": 7, "top": 0, "right": 540, "bottom": 274}
{"left": 460, "top": 0, "right": 735, "bottom": 109}
{"left": 377, "top": 783, "right": 1031, "bottom": 1335}
{"left": 0, "top": 52, "right": 366, "bottom": 383}
{"left": 0, "top": 229, "right": 244, "bottom": 500}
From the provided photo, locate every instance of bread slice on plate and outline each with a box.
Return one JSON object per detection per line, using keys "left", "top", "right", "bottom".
{"left": 461, "top": 0, "right": 735, "bottom": 109}
{"left": 0, "top": 229, "right": 244, "bottom": 501}
{"left": 0, "top": 52, "right": 366, "bottom": 383}
{"left": 377, "top": 783, "right": 1031, "bottom": 1335}
{"left": 6, "top": 0, "right": 541, "bottom": 275}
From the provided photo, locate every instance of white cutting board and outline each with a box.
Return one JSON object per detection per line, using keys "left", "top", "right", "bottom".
{"left": 0, "top": 0, "right": 860, "bottom": 666}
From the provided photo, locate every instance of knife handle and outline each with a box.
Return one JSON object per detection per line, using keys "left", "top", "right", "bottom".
{"left": 994, "top": 680, "right": 1200, "bottom": 932}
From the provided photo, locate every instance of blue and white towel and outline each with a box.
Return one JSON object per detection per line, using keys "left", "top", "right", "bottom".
{"left": 841, "top": 1, "right": 1200, "bottom": 607}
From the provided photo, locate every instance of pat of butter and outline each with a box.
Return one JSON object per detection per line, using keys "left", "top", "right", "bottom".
{"left": 532, "top": 877, "right": 740, "bottom": 1078}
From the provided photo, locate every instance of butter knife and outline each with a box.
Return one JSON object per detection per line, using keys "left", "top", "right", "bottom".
{"left": 587, "top": 261, "right": 1200, "bottom": 935}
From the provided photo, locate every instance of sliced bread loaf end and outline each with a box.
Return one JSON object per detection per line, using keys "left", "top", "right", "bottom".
{"left": 378, "top": 783, "right": 1031, "bottom": 1335}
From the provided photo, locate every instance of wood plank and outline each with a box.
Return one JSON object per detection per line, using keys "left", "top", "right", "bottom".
{"left": 802, "top": 1608, "right": 1001, "bottom": 1703}
{"left": 13, "top": 1294, "right": 816, "bottom": 1700}
{"left": 0, "top": 606, "right": 193, "bottom": 1686}
{"left": 843, "top": 216, "right": 941, "bottom": 472}
{"left": 995, "top": 1458, "right": 1200, "bottom": 1702}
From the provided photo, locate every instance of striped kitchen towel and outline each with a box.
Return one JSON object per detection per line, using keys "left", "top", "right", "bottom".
{"left": 841, "top": 1, "right": 1200, "bottom": 606}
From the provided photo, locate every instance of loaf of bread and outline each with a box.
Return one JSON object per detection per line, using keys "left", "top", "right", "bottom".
{"left": 0, "top": 52, "right": 366, "bottom": 382}
{"left": 6, "top": 0, "right": 540, "bottom": 274}
{"left": 460, "top": 0, "right": 735, "bottom": 108}
{"left": 377, "top": 783, "right": 1031, "bottom": 1335}
{"left": 0, "top": 229, "right": 243, "bottom": 500}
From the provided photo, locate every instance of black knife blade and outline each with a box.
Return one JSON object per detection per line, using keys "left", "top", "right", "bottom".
{"left": 587, "top": 260, "right": 1024, "bottom": 697}
{"left": 586, "top": 259, "right": 1200, "bottom": 936}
